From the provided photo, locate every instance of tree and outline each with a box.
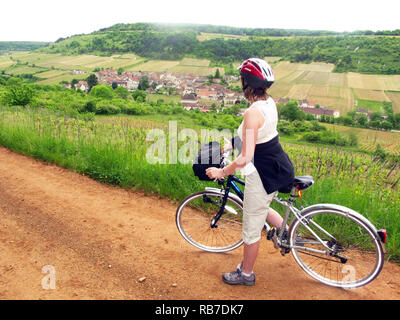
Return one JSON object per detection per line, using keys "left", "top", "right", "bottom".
{"left": 71, "top": 78, "right": 79, "bottom": 89}
{"left": 112, "top": 81, "right": 118, "bottom": 90}
{"left": 89, "top": 85, "right": 114, "bottom": 99}
{"left": 114, "top": 86, "right": 131, "bottom": 100}
{"left": 341, "top": 116, "right": 355, "bottom": 126}
{"left": 369, "top": 112, "right": 383, "bottom": 122}
{"left": 2, "top": 79, "right": 35, "bottom": 107}
{"left": 83, "top": 100, "right": 96, "bottom": 113}
{"left": 280, "top": 101, "right": 305, "bottom": 121}
{"left": 138, "top": 76, "right": 149, "bottom": 90}
{"left": 86, "top": 74, "right": 98, "bottom": 92}
{"left": 381, "top": 121, "right": 393, "bottom": 131}
{"left": 132, "top": 89, "right": 146, "bottom": 102}
{"left": 356, "top": 114, "right": 368, "bottom": 127}
{"left": 394, "top": 113, "right": 400, "bottom": 129}
{"left": 214, "top": 68, "right": 221, "bottom": 79}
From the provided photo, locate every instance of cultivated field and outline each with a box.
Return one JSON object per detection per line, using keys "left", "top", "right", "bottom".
{"left": 127, "top": 60, "right": 180, "bottom": 72}
{"left": 2, "top": 52, "right": 146, "bottom": 74}
{"left": 386, "top": 91, "right": 400, "bottom": 113}
{"left": 197, "top": 32, "right": 249, "bottom": 41}
{"left": 0, "top": 55, "right": 14, "bottom": 69}
{"left": 322, "top": 123, "right": 400, "bottom": 156}
{"left": 1, "top": 52, "right": 221, "bottom": 80}
{"left": 268, "top": 61, "right": 400, "bottom": 116}
{"left": 2, "top": 52, "right": 400, "bottom": 116}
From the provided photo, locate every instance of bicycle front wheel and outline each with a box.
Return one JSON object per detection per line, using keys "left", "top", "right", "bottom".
{"left": 176, "top": 191, "right": 244, "bottom": 253}
{"left": 289, "top": 207, "right": 384, "bottom": 288}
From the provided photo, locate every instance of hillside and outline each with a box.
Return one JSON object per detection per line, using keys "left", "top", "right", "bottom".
{"left": 2, "top": 51, "right": 400, "bottom": 117}
{"left": 0, "top": 41, "right": 49, "bottom": 53}
{"left": 36, "top": 23, "right": 400, "bottom": 75}
{"left": 1, "top": 23, "right": 400, "bottom": 117}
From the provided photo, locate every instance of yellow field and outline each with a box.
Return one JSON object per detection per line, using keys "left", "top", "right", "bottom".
{"left": 127, "top": 60, "right": 180, "bottom": 72}
{"left": 36, "top": 73, "right": 88, "bottom": 85}
{"left": 386, "top": 91, "right": 400, "bottom": 113}
{"left": 4, "top": 65, "right": 44, "bottom": 75}
{"left": 9, "top": 52, "right": 144, "bottom": 72}
{"left": 170, "top": 65, "right": 221, "bottom": 76}
{"left": 266, "top": 61, "right": 400, "bottom": 115}
{"left": 35, "top": 69, "right": 70, "bottom": 79}
{"left": 353, "top": 88, "right": 391, "bottom": 102}
{"left": 179, "top": 58, "right": 210, "bottom": 67}
{"left": 0, "top": 55, "right": 14, "bottom": 69}
{"left": 197, "top": 32, "right": 248, "bottom": 41}
{"left": 348, "top": 72, "right": 400, "bottom": 91}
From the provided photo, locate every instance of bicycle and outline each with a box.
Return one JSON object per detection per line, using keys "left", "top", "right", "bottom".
{"left": 176, "top": 150, "right": 387, "bottom": 288}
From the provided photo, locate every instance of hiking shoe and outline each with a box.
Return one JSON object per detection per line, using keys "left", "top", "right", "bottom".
{"left": 222, "top": 268, "right": 255, "bottom": 286}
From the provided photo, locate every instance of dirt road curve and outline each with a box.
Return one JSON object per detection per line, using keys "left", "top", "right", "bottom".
{"left": 0, "top": 146, "right": 399, "bottom": 300}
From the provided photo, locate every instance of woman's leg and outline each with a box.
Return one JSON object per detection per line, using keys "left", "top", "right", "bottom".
{"left": 222, "top": 171, "right": 277, "bottom": 285}
{"left": 241, "top": 208, "right": 283, "bottom": 275}
{"left": 267, "top": 208, "right": 288, "bottom": 229}
{"left": 242, "top": 241, "right": 259, "bottom": 275}
{"left": 240, "top": 172, "right": 277, "bottom": 273}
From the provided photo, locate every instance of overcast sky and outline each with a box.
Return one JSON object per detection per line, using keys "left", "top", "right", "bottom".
{"left": 1, "top": 0, "right": 399, "bottom": 42}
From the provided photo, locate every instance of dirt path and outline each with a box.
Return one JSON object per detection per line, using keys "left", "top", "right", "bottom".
{"left": 0, "top": 146, "right": 399, "bottom": 300}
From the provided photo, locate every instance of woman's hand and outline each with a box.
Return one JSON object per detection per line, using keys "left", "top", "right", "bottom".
{"left": 206, "top": 167, "right": 225, "bottom": 180}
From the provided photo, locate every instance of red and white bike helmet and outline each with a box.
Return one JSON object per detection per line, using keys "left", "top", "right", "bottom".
{"left": 237, "top": 58, "right": 274, "bottom": 90}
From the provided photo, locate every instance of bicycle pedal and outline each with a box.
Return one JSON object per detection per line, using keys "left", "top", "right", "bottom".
{"left": 266, "top": 227, "right": 275, "bottom": 240}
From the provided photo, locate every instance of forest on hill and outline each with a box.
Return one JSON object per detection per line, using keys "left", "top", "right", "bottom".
{"left": 0, "top": 41, "right": 49, "bottom": 53}
{"left": 40, "top": 23, "right": 400, "bottom": 75}
{"left": 98, "top": 23, "right": 400, "bottom": 37}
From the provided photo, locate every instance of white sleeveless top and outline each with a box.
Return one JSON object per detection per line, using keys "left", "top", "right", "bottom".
{"left": 237, "top": 97, "right": 279, "bottom": 176}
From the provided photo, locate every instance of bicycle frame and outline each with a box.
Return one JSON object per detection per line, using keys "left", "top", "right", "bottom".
{"left": 208, "top": 173, "right": 341, "bottom": 257}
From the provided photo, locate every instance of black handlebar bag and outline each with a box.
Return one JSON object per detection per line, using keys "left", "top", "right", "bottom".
{"left": 192, "top": 141, "right": 222, "bottom": 181}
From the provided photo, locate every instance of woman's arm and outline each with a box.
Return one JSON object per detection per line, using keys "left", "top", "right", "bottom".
{"left": 206, "top": 108, "right": 262, "bottom": 179}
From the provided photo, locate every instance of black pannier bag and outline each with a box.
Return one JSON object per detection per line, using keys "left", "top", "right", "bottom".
{"left": 192, "top": 141, "right": 222, "bottom": 181}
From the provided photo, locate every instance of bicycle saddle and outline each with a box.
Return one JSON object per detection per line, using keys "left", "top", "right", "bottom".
{"left": 293, "top": 176, "right": 314, "bottom": 190}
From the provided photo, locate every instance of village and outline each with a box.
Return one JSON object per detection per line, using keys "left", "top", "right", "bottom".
{"left": 66, "top": 69, "right": 347, "bottom": 119}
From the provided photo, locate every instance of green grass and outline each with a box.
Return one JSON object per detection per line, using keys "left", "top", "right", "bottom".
{"left": 355, "top": 99, "right": 385, "bottom": 112}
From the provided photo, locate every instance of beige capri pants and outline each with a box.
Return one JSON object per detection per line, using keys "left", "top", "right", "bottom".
{"left": 242, "top": 170, "right": 278, "bottom": 245}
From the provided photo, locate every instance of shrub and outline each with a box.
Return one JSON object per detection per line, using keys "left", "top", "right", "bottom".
{"left": 3, "top": 83, "right": 35, "bottom": 107}
{"left": 89, "top": 85, "right": 114, "bottom": 100}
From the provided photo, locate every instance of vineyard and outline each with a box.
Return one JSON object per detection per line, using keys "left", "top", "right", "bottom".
{"left": 322, "top": 123, "right": 400, "bottom": 156}
{"left": 0, "top": 106, "right": 399, "bottom": 262}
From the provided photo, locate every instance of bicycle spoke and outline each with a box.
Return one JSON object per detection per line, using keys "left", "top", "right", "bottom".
{"left": 176, "top": 192, "right": 243, "bottom": 252}
{"left": 290, "top": 209, "right": 384, "bottom": 288}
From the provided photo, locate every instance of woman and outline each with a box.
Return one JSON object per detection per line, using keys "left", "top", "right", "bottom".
{"left": 206, "top": 58, "right": 294, "bottom": 286}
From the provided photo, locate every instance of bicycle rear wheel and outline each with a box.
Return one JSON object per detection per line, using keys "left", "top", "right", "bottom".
{"left": 176, "top": 191, "right": 244, "bottom": 253}
{"left": 289, "top": 207, "right": 384, "bottom": 288}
